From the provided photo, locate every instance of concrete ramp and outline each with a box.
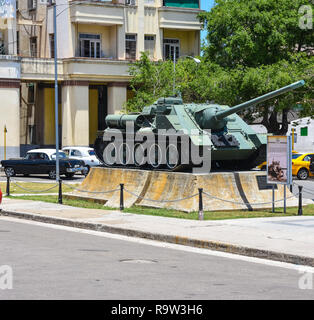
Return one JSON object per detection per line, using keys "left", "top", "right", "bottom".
{"left": 136, "top": 171, "right": 199, "bottom": 212}
{"left": 68, "top": 168, "right": 305, "bottom": 212}
{"left": 238, "top": 171, "right": 299, "bottom": 209}
{"left": 76, "top": 167, "right": 151, "bottom": 208}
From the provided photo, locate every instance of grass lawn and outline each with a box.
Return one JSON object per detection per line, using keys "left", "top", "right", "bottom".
{"left": 0, "top": 182, "right": 79, "bottom": 194}
{"left": 7, "top": 194, "right": 314, "bottom": 221}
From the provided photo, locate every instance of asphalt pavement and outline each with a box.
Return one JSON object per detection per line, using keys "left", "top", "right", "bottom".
{"left": 0, "top": 217, "right": 313, "bottom": 300}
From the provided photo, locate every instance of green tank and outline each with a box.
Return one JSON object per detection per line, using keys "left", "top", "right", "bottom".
{"left": 94, "top": 80, "right": 305, "bottom": 171}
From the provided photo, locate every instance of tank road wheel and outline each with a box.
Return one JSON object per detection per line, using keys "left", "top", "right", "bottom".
{"left": 103, "top": 142, "right": 117, "bottom": 166}
{"left": 118, "top": 143, "right": 131, "bottom": 166}
{"left": 134, "top": 143, "right": 146, "bottom": 167}
{"left": 148, "top": 143, "right": 162, "bottom": 169}
{"left": 166, "top": 144, "right": 180, "bottom": 171}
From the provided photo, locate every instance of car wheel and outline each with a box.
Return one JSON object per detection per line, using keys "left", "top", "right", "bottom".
{"left": 48, "top": 169, "right": 56, "bottom": 180}
{"left": 297, "top": 168, "right": 309, "bottom": 180}
{"left": 65, "top": 173, "right": 75, "bottom": 179}
{"left": 4, "top": 167, "right": 15, "bottom": 177}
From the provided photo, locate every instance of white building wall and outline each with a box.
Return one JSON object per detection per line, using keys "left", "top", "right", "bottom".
{"left": 287, "top": 117, "right": 314, "bottom": 153}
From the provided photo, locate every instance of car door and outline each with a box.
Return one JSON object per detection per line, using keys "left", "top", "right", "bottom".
{"left": 22, "top": 153, "right": 40, "bottom": 174}
{"left": 38, "top": 153, "right": 51, "bottom": 174}
{"left": 308, "top": 154, "right": 314, "bottom": 174}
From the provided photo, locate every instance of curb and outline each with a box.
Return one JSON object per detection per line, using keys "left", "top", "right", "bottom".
{"left": 1, "top": 209, "right": 314, "bottom": 267}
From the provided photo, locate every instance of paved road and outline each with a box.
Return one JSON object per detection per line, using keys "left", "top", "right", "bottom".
{"left": 292, "top": 179, "right": 314, "bottom": 200}
{"left": 0, "top": 218, "right": 313, "bottom": 300}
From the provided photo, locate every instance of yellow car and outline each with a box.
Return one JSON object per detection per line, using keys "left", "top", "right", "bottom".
{"left": 292, "top": 153, "right": 314, "bottom": 180}
{"left": 257, "top": 151, "right": 298, "bottom": 171}
{"left": 258, "top": 152, "right": 314, "bottom": 180}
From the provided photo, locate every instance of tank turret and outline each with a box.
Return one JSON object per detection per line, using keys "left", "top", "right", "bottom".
{"left": 94, "top": 80, "right": 305, "bottom": 171}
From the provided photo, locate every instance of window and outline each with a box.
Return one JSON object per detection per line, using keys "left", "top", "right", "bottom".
{"left": 28, "top": 0, "right": 37, "bottom": 10}
{"left": 125, "top": 34, "right": 137, "bottom": 60}
{"left": 79, "top": 34, "right": 101, "bottom": 58}
{"left": 144, "top": 35, "right": 155, "bottom": 59}
{"left": 163, "top": 38, "right": 180, "bottom": 61}
{"left": 49, "top": 33, "right": 54, "bottom": 58}
{"left": 303, "top": 155, "right": 314, "bottom": 162}
{"left": 16, "top": 31, "right": 19, "bottom": 55}
{"left": 88, "top": 150, "right": 96, "bottom": 156}
{"left": 27, "top": 83, "right": 35, "bottom": 103}
{"left": 51, "top": 152, "right": 67, "bottom": 159}
{"left": 39, "top": 153, "right": 49, "bottom": 160}
{"left": 300, "top": 127, "right": 308, "bottom": 136}
{"left": 70, "top": 150, "right": 82, "bottom": 157}
{"left": 163, "top": 0, "right": 199, "bottom": 8}
{"left": 125, "top": 0, "right": 136, "bottom": 5}
{"left": 30, "top": 37, "right": 37, "bottom": 57}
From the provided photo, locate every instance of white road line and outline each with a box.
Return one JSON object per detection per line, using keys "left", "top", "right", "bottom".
{"left": 1, "top": 215, "right": 314, "bottom": 273}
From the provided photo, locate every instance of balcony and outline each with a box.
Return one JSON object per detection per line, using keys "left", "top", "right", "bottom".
{"left": 69, "top": 1, "right": 124, "bottom": 25}
{"left": 21, "top": 58, "right": 64, "bottom": 81}
{"left": 0, "top": 55, "right": 20, "bottom": 79}
{"left": 20, "top": 57, "right": 130, "bottom": 82}
{"left": 159, "top": 6, "right": 202, "bottom": 30}
{"left": 62, "top": 58, "right": 130, "bottom": 82}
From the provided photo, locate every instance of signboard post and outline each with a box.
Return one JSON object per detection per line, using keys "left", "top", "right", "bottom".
{"left": 267, "top": 135, "right": 292, "bottom": 213}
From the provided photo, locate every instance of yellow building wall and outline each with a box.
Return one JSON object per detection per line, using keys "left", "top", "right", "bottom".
{"left": 44, "top": 88, "right": 62, "bottom": 145}
{"left": 163, "top": 29, "right": 197, "bottom": 56}
{"left": 89, "top": 88, "right": 98, "bottom": 145}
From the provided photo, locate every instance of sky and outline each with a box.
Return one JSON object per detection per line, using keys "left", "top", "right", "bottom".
{"left": 200, "top": 0, "right": 215, "bottom": 45}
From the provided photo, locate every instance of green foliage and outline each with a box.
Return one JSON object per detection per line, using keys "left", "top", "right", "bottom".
{"left": 199, "top": 0, "right": 314, "bottom": 67}
{"left": 125, "top": 52, "right": 174, "bottom": 113}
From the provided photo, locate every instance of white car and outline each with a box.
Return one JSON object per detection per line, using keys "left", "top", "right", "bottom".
{"left": 62, "top": 147, "right": 100, "bottom": 175}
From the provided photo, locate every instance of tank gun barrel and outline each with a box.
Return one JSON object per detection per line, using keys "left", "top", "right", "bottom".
{"left": 215, "top": 80, "right": 305, "bottom": 121}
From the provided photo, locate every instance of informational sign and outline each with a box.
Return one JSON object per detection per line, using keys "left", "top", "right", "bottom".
{"left": 267, "top": 135, "right": 292, "bottom": 185}
{"left": 0, "top": 0, "right": 16, "bottom": 19}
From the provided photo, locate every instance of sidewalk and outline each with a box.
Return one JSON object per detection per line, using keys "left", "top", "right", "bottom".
{"left": 1, "top": 197, "right": 314, "bottom": 266}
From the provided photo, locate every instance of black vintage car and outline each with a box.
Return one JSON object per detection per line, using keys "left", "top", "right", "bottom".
{"left": 1, "top": 149, "right": 87, "bottom": 179}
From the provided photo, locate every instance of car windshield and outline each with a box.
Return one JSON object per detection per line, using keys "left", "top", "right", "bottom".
{"left": 292, "top": 154, "right": 302, "bottom": 159}
{"left": 51, "top": 152, "right": 67, "bottom": 159}
{"left": 88, "top": 150, "right": 95, "bottom": 156}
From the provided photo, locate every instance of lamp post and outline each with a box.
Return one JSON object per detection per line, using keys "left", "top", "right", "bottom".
{"left": 53, "top": 2, "right": 60, "bottom": 182}
{"left": 173, "top": 54, "right": 201, "bottom": 96}
{"left": 4, "top": 125, "right": 7, "bottom": 160}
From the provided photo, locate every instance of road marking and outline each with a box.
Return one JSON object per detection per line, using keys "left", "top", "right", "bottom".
{"left": 1, "top": 215, "right": 314, "bottom": 273}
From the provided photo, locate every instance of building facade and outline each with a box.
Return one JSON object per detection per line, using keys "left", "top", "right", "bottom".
{"left": 0, "top": 0, "right": 202, "bottom": 160}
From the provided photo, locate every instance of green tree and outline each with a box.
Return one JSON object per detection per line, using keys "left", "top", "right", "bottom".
{"left": 198, "top": 0, "right": 314, "bottom": 133}
{"left": 199, "top": 0, "right": 314, "bottom": 68}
